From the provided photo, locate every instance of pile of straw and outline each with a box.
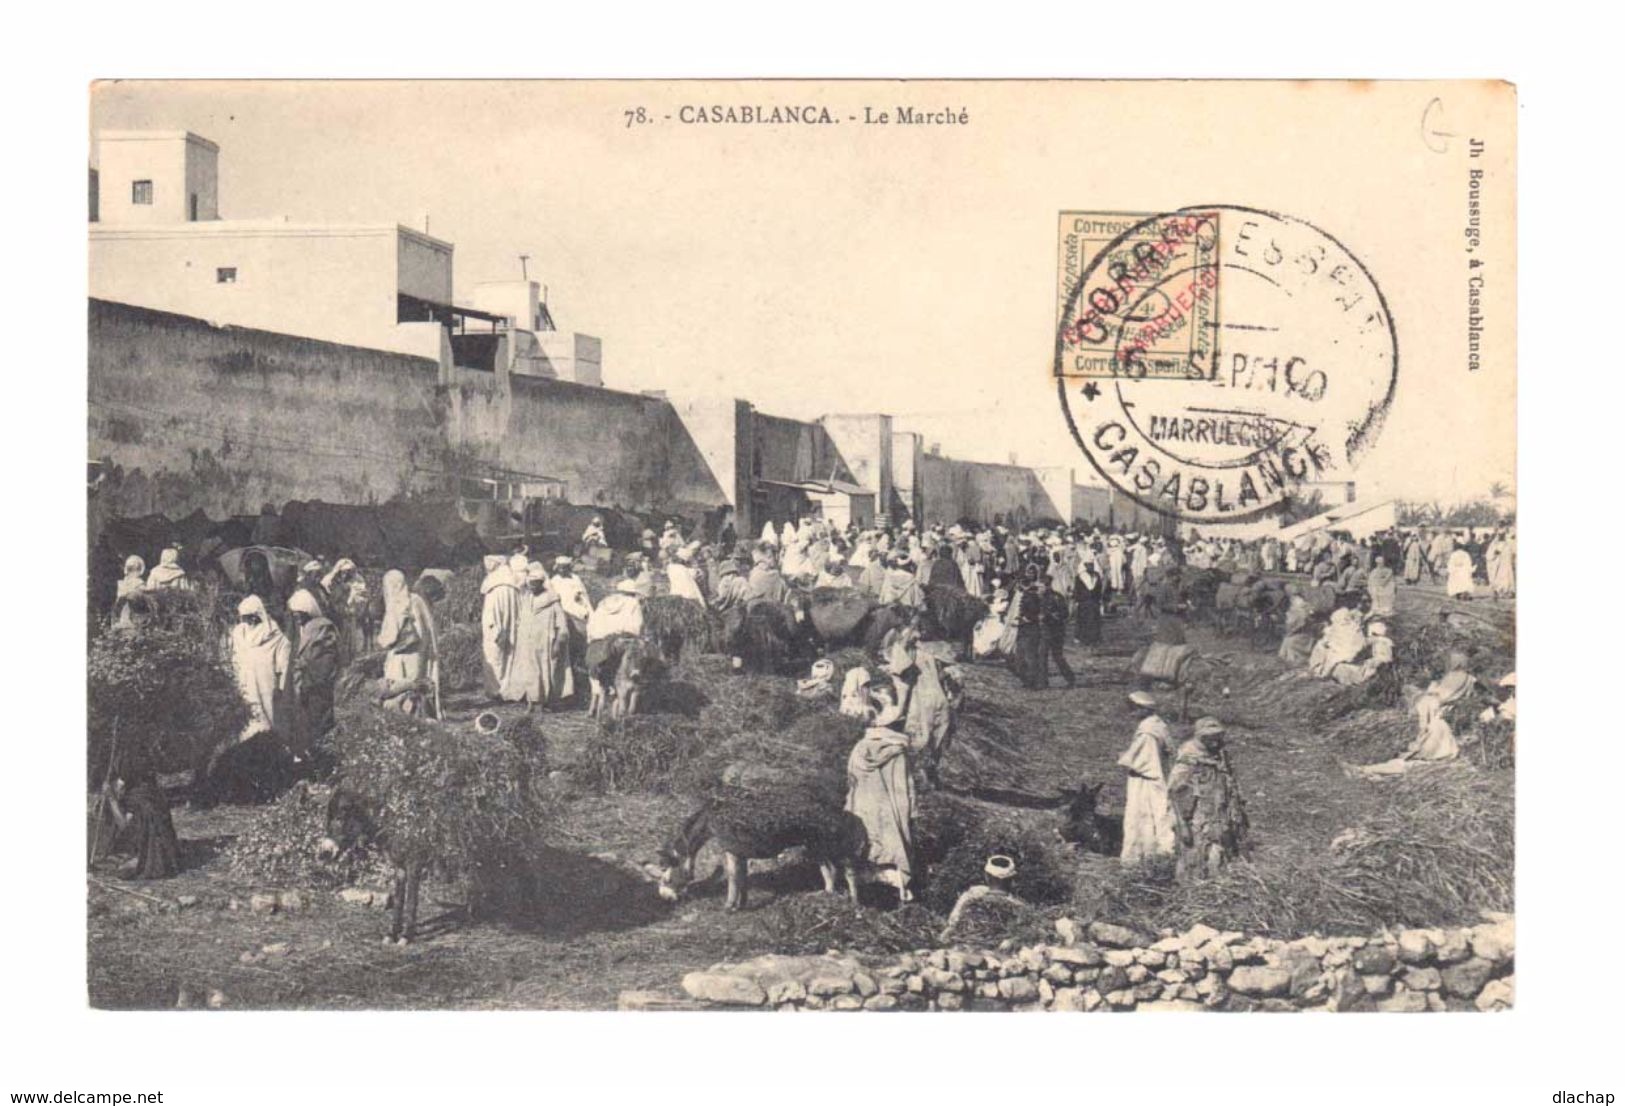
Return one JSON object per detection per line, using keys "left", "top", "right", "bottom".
{"left": 576, "top": 715, "right": 709, "bottom": 794}
{"left": 942, "top": 697, "right": 1051, "bottom": 792}
{"left": 915, "top": 792, "right": 1074, "bottom": 913}
{"left": 330, "top": 704, "right": 548, "bottom": 881}
{"left": 1099, "top": 764, "right": 1513, "bottom": 936}
{"left": 747, "top": 896, "right": 941, "bottom": 956}
{"left": 935, "top": 888, "right": 1054, "bottom": 949}
{"left": 681, "top": 656, "right": 811, "bottom": 735}
{"left": 1321, "top": 705, "right": 1412, "bottom": 764}
{"left": 1390, "top": 606, "right": 1514, "bottom": 686}
{"left": 577, "top": 654, "right": 829, "bottom": 795}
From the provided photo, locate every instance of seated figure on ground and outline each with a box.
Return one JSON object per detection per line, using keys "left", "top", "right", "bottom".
{"left": 1350, "top": 651, "right": 1477, "bottom": 778}
{"left": 1308, "top": 606, "right": 1365, "bottom": 678}
{"left": 1330, "top": 620, "right": 1395, "bottom": 687}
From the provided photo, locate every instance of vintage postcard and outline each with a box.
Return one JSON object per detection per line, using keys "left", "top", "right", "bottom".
{"left": 86, "top": 79, "right": 1515, "bottom": 1013}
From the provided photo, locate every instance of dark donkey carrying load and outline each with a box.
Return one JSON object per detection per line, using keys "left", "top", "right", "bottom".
{"left": 721, "top": 600, "right": 814, "bottom": 675}
{"left": 647, "top": 788, "right": 867, "bottom": 911}
{"left": 916, "top": 583, "right": 990, "bottom": 659}
{"left": 318, "top": 698, "right": 546, "bottom": 944}
{"left": 318, "top": 786, "right": 428, "bottom": 945}
{"left": 789, "top": 587, "right": 879, "bottom": 649}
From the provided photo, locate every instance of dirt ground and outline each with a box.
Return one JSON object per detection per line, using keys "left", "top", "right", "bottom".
{"left": 86, "top": 584, "right": 1513, "bottom": 1010}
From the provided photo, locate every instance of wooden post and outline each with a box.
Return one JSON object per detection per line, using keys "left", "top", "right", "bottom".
{"left": 88, "top": 716, "right": 120, "bottom": 865}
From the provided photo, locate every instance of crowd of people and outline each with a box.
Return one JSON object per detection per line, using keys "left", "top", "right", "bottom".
{"left": 1173, "top": 523, "right": 1516, "bottom": 601}
{"left": 727, "top": 515, "right": 1176, "bottom": 692}
{"left": 97, "top": 508, "right": 1513, "bottom": 890}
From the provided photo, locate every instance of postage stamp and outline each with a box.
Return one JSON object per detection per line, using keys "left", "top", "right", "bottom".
{"left": 1055, "top": 210, "right": 1221, "bottom": 382}
{"left": 1054, "top": 205, "right": 1398, "bottom": 524}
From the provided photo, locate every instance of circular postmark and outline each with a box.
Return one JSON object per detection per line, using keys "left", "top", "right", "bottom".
{"left": 1055, "top": 206, "right": 1397, "bottom": 525}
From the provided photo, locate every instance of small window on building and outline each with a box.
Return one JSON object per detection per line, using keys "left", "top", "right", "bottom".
{"left": 216, "top": 267, "right": 237, "bottom": 284}
{"left": 132, "top": 180, "right": 153, "bottom": 205}
{"left": 189, "top": 193, "right": 199, "bottom": 221}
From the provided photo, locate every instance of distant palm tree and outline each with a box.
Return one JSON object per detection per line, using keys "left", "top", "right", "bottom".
{"left": 1487, "top": 481, "right": 1510, "bottom": 500}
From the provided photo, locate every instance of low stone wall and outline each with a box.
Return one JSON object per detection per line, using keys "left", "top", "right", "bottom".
{"left": 664, "top": 915, "right": 1514, "bottom": 1013}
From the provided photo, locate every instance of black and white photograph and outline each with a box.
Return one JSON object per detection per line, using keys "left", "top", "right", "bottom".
{"left": 15, "top": 34, "right": 1625, "bottom": 1102}
{"left": 79, "top": 79, "right": 1519, "bottom": 1017}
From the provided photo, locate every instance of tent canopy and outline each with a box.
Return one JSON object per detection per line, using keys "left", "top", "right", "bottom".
{"left": 1276, "top": 499, "right": 1398, "bottom": 544}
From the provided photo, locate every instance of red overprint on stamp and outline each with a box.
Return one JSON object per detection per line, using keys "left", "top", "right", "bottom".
{"left": 1117, "top": 265, "right": 1218, "bottom": 375}
{"left": 1056, "top": 211, "right": 1220, "bottom": 381}
{"left": 1054, "top": 206, "right": 1397, "bottom": 524}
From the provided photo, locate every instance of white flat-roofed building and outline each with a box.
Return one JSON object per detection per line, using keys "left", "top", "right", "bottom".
{"left": 90, "top": 218, "right": 461, "bottom": 361}
{"left": 467, "top": 279, "right": 603, "bottom": 385}
{"left": 89, "top": 130, "right": 471, "bottom": 362}
{"left": 95, "top": 130, "right": 219, "bottom": 225}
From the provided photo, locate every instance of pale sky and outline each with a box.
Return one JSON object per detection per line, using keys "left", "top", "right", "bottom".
{"left": 90, "top": 80, "right": 1516, "bottom": 505}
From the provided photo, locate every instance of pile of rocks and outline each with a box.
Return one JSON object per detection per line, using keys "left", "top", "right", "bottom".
{"left": 666, "top": 915, "right": 1514, "bottom": 1013}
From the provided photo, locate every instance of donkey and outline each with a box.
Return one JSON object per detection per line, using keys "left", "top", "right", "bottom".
{"left": 721, "top": 600, "right": 815, "bottom": 675}
{"left": 1129, "top": 642, "right": 1228, "bottom": 721}
{"left": 1057, "top": 781, "right": 1124, "bottom": 856}
{"left": 318, "top": 786, "right": 428, "bottom": 945}
{"left": 647, "top": 792, "right": 866, "bottom": 912}
{"left": 587, "top": 633, "right": 657, "bottom": 720}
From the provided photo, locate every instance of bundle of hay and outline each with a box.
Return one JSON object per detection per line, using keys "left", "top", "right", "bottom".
{"left": 439, "top": 565, "right": 485, "bottom": 627}
{"left": 435, "top": 622, "right": 485, "bottom": 694}
{"left": 777, "top": 707, "right": 865, "bottom": 779}
{"left": 225, "top": 780, "right": 393, "bottom": 889}
{"left": 913, "top": 790, "right": 981, "bottom": 859}
{"left": 1231, "top": 669, "right": 1344, "bottom": 727}
{"left": 87, "top": 621, "right": 250, "bottom": 786}
{"left": 796, "top": 586, "right": 878, "bottom": 648}
{"left": 330, "top": 705, "right": 548, "bottom": 883}
{"left": 698, "top": 711, "right": 863, "bottom": 805}
{"left": 936, "top": 887, "right": 1053, "bottom": 949}
{"left": 1390, "top": 606, "right": 1514, "bottom": 687}
{"left": 484, "top": 710, "right": 547, "bottom": 766}
{"left": 629, "top": 675, "right": 704, "bottom": 719}
{"left": 721, "top": 601, "right": 810, "bottom": 675}
{"left": 681, "top": 656, "right": 810, "bottom": 735}
{"left": 941, "top": 697, "right": 1050, "bottom": 792}
{"left": 591, "top": 647, "right": 864, "bottom": 799}
{"left": 1183, "top": 568, "right": 1225, "bottom": 612}
{"left": 671, "top": 651, "right": 734, "bottom": 684}
{"left": 195, "top": 731, "right": 300, "bottom": 806}
{"left": 140, "top": 578, "right": 237, "bottom": 644}
{"left": 1469, "top": 716, "right": 1515, "bottom": 771}
{"left": 1321, "top": 705, "right": 1413, "bottom": 764}
{"left": 642, "top": 594, "right": 718, "bottom": 662}
{"left": 824, "top": 646, "right": 873, "bottom": 676}
{"left": 1337, "top": 767, "right": 1514, "bottom": 925}
{"left": 860, "top": 606, "right": 915, "bottom": 654}
{"left": 922, "top": 829, "right": 1075, "bottom": 917}
{"left": 1306, "top": 584, "right": 1340, "bottom": 615}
